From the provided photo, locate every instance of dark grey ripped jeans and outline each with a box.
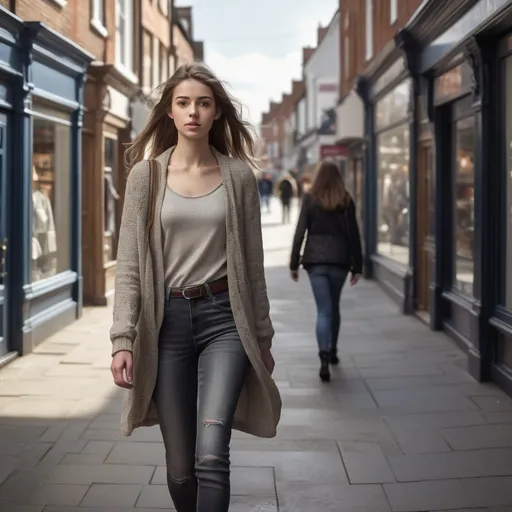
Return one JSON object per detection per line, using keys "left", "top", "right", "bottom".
{"left": 153, "top": 288, "right": 249, "bottom": 512}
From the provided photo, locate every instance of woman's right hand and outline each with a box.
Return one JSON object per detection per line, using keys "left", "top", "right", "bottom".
{"left": 350, "top": 273, "right": 361, "bottom": 286}
{"left": 111, "top": 351, "right": 134, "bottom": 389}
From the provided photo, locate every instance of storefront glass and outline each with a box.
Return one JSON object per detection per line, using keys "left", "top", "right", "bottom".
{"left": 31, "top": 112, "right": 71, "bottom": 282}
{"left": 505, "top": 56, "right": 512, "bottom": 309}
{"left": 376, "top": 124, "right": 410, "bottom": 265}
{"left": 453, "top": 116, "right": 475, "bottom": 296}
{"left": 103, "top": 136, "right": 120, "bottom": 263}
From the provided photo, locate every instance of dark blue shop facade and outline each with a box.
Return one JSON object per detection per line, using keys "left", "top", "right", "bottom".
{"left": 0, "top": 8, "right": 92, "bottom": 366}
{"left": 356, "top": 0, "right": 512, "bottom": 392}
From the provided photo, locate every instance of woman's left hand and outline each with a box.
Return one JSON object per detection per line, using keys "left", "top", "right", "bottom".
{"left": 290, "top": 270, "right": 299, "bottom": 282}
{"left": 261, "top": 349, "right": 275, "bottom": 375}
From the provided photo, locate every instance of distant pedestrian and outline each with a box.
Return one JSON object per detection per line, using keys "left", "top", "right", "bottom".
{"left": 289, "top": 160, "right": 363, "bottom": 382}
{"left": 277, "top": 173, "right": 295, "bottom": 224}
{"left": 258, "top": 172, "right": 273, "bottom": 213}
{"left": 110, "top": 62, "right": 281, "bottom": 512}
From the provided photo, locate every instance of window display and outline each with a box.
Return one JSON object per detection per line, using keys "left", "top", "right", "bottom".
{"left": 453, "top": 116, "right": 475, "bottom": 296}
{"left": 104, "top": 136, "right": 120, "bottom": 263}
{"left": 376, "top": 124, "right": 410, "bottom": 265}
{"left": 32, "top": 116, "right": 71, "bottom": 282}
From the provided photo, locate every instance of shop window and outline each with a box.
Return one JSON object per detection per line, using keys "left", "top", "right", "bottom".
{"left": 505, "top": 56, "right": 512, "bottom": 308}
{"left": 31, "top": 115, "right": 71, "bottom": 282}
{"left": 453, "top": 116, "right": 475, "bottom": 296}
{"left": 376, "top": 124, "right": 410, "bottom": 265}
{"left": 104, "top": 137, "right": 120, "bottom": 263}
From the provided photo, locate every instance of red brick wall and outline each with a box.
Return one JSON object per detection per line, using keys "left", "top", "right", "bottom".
{"left": 340, "top": 0, "right": 423, "bottom": 97}
{"left": 12, "top": 0, "right": 105, "bottom": 59}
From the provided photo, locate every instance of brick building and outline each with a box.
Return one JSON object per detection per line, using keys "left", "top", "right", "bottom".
{"left": 0, "top": 0, "right": 204, "bottom": 365}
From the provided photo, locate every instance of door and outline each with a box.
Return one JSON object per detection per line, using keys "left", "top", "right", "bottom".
{"left": 417, "top": 143, "right": 433, "bottom": 316}
{"left": 0, "top": 116, "right": 8, "bottom": 357}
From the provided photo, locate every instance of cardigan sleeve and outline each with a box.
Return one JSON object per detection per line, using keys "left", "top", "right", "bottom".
{"left": 110, "top": 161, "right": 148, "bottom": 356}
{"left": 243, "top": 169, "right": 275, "bottom": 351}
{"left": 289, "top": 193, "right": 311, "bottom": 271}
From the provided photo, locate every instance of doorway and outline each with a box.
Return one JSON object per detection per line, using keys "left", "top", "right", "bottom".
{"left": 417, "top": 142, "right": 433, "bottom": 322}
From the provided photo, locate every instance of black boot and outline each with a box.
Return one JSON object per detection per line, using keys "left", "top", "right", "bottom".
{"left": 330, "top": 349, "right": 340, "bottom": 365}
{"left": 319, "top": 351, "right": 331, "bottom": 382}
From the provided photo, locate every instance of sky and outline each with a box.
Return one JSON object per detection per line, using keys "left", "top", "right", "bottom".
{"left": 175, "top": 0, "right": 338, "bottom": 130}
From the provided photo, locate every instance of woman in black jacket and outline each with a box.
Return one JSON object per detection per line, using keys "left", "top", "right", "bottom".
{"left": 290, "top": 160, "right": 363, "bottom": 382}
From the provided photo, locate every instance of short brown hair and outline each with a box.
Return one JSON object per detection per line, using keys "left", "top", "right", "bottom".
{"left": 309, "top": 160, "right": 350, "bottom": 210}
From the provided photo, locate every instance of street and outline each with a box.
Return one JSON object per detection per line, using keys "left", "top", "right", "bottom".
{"left": 0, "top": 198, "right": 512, "bottom": 512}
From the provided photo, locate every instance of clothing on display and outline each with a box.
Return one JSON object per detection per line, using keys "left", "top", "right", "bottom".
{"left": 32, "top": 166, "right": 57, "bottom": 281}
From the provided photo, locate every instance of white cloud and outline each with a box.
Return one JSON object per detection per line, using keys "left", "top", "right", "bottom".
{"left": 206, "top": 49, "right": 302, "bottom": 128}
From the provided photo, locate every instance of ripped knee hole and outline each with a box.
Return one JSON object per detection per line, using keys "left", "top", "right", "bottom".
{"left": 202, "top": 419, "right": 224, "bottom": 427}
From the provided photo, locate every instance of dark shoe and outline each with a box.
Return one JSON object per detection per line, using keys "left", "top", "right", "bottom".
{"left": 319, "top": 351, "right": 331, "bottom": 382}
{"left": 330, "top": 351, "right": 340, "bottom": 365}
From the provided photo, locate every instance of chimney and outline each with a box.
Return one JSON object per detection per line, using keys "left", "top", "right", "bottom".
{"left": 302, "top": 47, "right": 315, "bottom": 65}
{"left": 193, "top": 41, "right": 204, "bottom": 61}
{"left": 175, "top": 6, "right": 193, "bottom": 38}
{"left": 317, "top": 25, "right": 329, "bottom": 45}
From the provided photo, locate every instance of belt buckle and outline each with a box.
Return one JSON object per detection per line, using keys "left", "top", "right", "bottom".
{"left": 181, "top": 285, "right": 200, "bottom": 300}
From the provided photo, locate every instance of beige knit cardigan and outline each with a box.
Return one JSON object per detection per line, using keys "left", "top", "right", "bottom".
{"left": 110, "top": 146, "right": 282, "bottom": 438}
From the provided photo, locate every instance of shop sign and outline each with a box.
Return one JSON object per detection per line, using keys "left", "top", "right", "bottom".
{"left": 320, "top": 145, "right": 349, "bottom": 159}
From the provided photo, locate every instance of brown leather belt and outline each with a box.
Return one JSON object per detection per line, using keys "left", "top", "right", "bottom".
{"left": 169, "top": 277, "right": 229, "bottom": 300}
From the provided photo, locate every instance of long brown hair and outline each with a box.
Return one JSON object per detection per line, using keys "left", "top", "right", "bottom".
{"left": 309, "top": 160, "right": 350, "bottom": 210}
{"left": 124, "top": 62, "right": 256, "bottom": 170}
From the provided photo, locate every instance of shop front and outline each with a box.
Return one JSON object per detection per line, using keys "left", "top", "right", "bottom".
{"left": 335, "top": 88, "right": 365, "bottom": 257}
{"left": 405, "top": 0, "right": 512, "bottom": 389}
{"left": 0, "top": 9, "right": 92, "bottom": 364}
{"left": 357, "top": 55, "right": 415, "bottom": 313}
{"left": 82, "top": 66, "right": 138, "bottom": 306}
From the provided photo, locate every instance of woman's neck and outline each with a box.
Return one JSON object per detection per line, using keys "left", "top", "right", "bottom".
{"left": 171, "top": 135, "right": 216, "bottom": 168}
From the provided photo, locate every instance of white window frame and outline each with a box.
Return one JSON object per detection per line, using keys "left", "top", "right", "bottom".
{"left": 365, "top": 0, "right": 373, "bottom": 61}
{"left": 91, "top": 0, "right": 108, "bottom": 38}
{"left": 158, "top": 0, "right": 168, "bottom": 16}
{"left": 115, "top": 0, "right": 135, "bottom": 77}
{"left": 152, "top": 37, "right": 160, "bottom": 88}
{"left": 390, "top": 0, "right": 398, "bottom": 24}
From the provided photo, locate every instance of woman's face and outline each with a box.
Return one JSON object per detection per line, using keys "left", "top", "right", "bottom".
{"left": 169, "top": 79, "right": 219, "bottom": 140}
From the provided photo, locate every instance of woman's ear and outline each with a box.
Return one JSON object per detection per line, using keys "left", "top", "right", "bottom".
{"left": 215, "top": 109, "right": 221, "bottom": 120}
{"left": 168, "top": 111, "right": 174, "bottom": 120}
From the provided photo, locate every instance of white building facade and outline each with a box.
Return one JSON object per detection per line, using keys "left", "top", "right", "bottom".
{"left": 299, "top": 10, "right": 347, "bottom": 172}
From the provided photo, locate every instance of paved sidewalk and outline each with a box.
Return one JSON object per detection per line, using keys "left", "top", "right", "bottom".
{"left": 1, "top": 198, "right": 512, "bottom": 511}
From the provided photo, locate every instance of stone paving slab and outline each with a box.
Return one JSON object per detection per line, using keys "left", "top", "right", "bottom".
{"left": 0, "top": 198, "right": 511, "bottom": 510}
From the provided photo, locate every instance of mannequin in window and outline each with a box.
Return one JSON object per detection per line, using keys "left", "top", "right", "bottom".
{"left": 104, "top": 168, "right": 120, "bottom": 260}
{"left": 32, "top": 165, "right": 57, "bottom": 280}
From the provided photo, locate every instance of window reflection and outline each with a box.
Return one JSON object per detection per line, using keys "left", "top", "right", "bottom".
{"left": 376, "top": 124, "right": 410, "bottom": 265}
{"left": 375, "top": 80, "right": 410, "bottom": 130}
{"left": 506, "top": 56, "right": 512, "bottom": 309}
{"left": 454, "top": 116, "right": 475, "bottom": 295}
{"left": 32, "top": 116, "right": 71, "bottom": 282}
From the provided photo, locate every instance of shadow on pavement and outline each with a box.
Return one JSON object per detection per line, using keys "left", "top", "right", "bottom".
{"left": 1, "top": 229, "right": 512, "bottom": 510}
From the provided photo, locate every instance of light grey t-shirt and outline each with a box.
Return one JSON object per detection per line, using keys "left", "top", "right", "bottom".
{"left": 161, "top": 183, "right": 227, "bottom": 288}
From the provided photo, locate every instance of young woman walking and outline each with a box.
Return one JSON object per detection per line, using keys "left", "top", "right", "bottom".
{"left": 109, "top": 62, "right": 281, "bottom": 512}
{"left": 289, "top": 161, "right": 363, "bottom": 382}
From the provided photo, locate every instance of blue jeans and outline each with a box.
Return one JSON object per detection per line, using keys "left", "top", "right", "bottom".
{"left": 307, "top": 265, "right": 349, "bottom": 354}
{"left": 154, "top": 289, "right": 249, "bottom": 512}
